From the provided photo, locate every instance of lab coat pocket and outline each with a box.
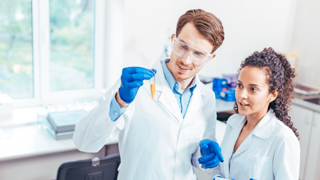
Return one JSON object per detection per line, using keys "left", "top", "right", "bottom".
{"left": 242, "top": 154, "right": 272, "bottom": 180}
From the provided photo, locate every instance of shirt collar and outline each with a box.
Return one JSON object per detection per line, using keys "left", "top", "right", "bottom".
{"left": 228, "top": 109, "right": 277, "bottom": 140}
{"left": 161, "top": 59, "right": 198, "bottom": 93}
{"left": 252, "top": 109, "right": 277, "bottom": 139}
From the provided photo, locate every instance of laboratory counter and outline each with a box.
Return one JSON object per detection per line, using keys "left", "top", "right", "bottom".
{"left": 0, "top": 99, "right": 233, "bottom": 162}
{"left": 292, "top": 97, "right": 320, "bottom": 113}
{"left": 0, "top": 99, "right": 233, "bottom": 180}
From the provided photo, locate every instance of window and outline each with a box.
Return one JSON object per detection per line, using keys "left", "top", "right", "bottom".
{"left": 0, "top": 0, "right": 105, "bottom": 107}
{"left": 49, "top": 0, "right": 95, "bottom": 91}
{"left": 0, "top": 0, "right": 33, "bottom": 99}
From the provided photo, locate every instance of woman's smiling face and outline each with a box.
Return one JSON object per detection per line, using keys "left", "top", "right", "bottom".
{"left": 236, "top": 66, "right": 277, "bottom": 117}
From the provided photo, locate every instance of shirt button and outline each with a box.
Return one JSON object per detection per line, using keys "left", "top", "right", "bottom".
{"left": 114, "top": 111, "right": 118, "bottom": 115}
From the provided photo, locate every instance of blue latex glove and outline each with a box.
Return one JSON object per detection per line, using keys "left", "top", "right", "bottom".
{"left": 213, "top": 176, "right": 235, "bottom": 180}
{"left": 213, "top": 175, "right": 223, "bottom": 180}
{"left": 213, "top": 176, "right": 254, "bottom": 180}
{"left": 119, "top": 67, "right": 156, "bottom": 104}
{"left": 198, "top": 139, "right": 224, "bottom": 168}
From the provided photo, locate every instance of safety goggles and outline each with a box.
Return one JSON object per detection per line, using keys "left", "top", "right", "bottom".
{"left": 171, "top": 36, "right": 215, "bottom": 65}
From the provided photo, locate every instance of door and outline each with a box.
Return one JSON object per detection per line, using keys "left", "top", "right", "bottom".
{"left": 289, "top": 105, "right": 313, "bottom": 180}
{"left": 304, "top": 112, "right": 320, "bottom": 180}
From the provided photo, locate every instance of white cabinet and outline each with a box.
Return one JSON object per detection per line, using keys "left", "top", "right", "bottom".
{"left": 289, "top": 105, "right": 314, "bottom": 180}
{"left": 304, "top": 112, "right": 320, "bottom": 180}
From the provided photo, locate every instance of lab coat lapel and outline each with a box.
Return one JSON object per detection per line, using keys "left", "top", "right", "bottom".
{"left": 184, "top": 84, "right": 203, "bottom": 122}
{"left": 252, "top": 109, "right": 277, "bottom": 139}
{"left": 230, "top": 110, "right": 276, "bottom": 158}
{"left": 223, "top": 116, "right": 246, "bottom": 178}
{"left": 232, "top": 116, "right": 252, "bottom": 158}
{"left": 152, "top": 60, "right": 183, "bottom": 123}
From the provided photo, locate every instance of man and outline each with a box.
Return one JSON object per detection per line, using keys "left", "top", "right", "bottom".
{"left": 74, "top": 9, "right": 225, "bottom": 180}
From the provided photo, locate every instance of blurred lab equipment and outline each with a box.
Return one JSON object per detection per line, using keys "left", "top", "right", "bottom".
{"left": 286, "top": 54, "right": 297, "bottom": 68}
{"left": 44, "top": 100, "right": 97, "bottom": 140}
{"left": 220, "top": 90, "right": 236, "bottom": 102}
{"left": 293, "top": 83, "right": 320, "bottom": 95}
{"left": 199, "top": 76, "right": 236, "bottom": 101}
{"left": 47, "top": 109, "right": 87, "bottom": 140}
{"left": 222, "top": 74, "right": 238, "bottom": 89}
{"left": 212, "top": 78, "right": 228, "bottom": 99}
{"left": 36, "top": 105, "right": 47, "bottom": 126}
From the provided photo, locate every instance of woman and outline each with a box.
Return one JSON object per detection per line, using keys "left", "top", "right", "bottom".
{"left": 210, "top": 48, "right": 300, "bottom": 180}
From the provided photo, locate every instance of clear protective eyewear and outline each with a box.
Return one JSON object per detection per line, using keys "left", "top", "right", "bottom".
{"left": 171, "top": 36, "right": 215, "bottom": 65}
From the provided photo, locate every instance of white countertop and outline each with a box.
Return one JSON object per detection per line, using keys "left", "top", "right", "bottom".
{"left": 0, "top": 120, "right": 227, "bottom": 162}
{"left": 216, "top": 99, "right": 235, "bottom": 113}
{"left": 292, "top": 98, "right": 320, "bottom": 113}
{"left": 0, "top": 123, "right": 118, "bottom": 162}
{"left": 0, "top": 97, "right": 233, "bottom": 162}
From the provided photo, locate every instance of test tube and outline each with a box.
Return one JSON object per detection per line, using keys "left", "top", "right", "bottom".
{"left": 150, "top": 69, "right": 156, "bottom": 100}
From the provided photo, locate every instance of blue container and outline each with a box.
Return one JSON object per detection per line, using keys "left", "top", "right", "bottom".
{"left": 212, "top": 78, "right": 227, "bottom": 88}
{"left": 220, "top": 90, "right": 236, "bottom": 101}
{"left": 212, "top": 87, "right": 228, "bottom": 99}
{"left": 212, "top": 78, "right": 228, "bottom": 99}
{"left": 213, "top": 87, "right": 222, "bottom": 99}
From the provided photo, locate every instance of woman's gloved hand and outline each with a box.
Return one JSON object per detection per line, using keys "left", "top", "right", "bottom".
{"left": 213, "top": 175, "right": 223, "bottom": 180}
{"left": 119, "top": 67, "right": 156, "bottom": 104}
{"left": 198, "top": 139, "right": 224, "bottom": 168}
{"left": 213, "top": 176, "right": 254, "bottom": 180}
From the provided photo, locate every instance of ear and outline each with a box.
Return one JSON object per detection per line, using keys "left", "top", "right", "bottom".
{"left": 270, "top": 90, "right": 279, "bottom": 102}
{"left": 171, "top": 34, "right": 175, "bottom": 43}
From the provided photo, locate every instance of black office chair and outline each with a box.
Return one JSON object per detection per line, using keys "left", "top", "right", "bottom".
{"left": 57, "top": 153, "right": 120, "bottom": 180}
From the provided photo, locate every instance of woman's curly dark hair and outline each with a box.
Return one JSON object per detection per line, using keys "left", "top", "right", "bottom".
{"left": 233, "top": 47, "right": 299, "bottom": 139}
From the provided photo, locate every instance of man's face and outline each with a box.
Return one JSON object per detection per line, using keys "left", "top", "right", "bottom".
{"left": 167, "top": 22, "right": 215, "bottom": 83}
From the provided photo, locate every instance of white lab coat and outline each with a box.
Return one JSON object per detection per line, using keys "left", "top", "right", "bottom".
{"left": 212, "top": 110, "right": 300, "bottom": 180}
{"left": 73, "top": 59, "right": 218, "bottom": 180}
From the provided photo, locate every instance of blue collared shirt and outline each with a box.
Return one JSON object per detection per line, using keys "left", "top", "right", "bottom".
{"left": 109, "top": 59, "right": 198, "bottom": 121}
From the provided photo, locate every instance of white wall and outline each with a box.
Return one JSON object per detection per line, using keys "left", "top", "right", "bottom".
{"left": 289, "top": 0, "right": 320, "bottom": 89}
{"left": 122, "top": 0, "right": 297, "bottom": 78}
{"left": 104, "top": 0, "right": 125, "bottom": 88}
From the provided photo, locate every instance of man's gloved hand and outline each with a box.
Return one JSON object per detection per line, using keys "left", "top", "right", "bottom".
{"left": 119, "top": 67, "right": 156, "bottom": 104}
{"left": 198, "top": 139, "right": 224, "bottom": 168}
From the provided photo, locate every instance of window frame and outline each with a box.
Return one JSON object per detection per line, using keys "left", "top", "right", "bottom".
{"left": 14, "top": 0, "right": 105, "bottom": 107}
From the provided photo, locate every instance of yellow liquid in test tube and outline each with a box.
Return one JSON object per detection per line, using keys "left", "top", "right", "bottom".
{"left": 151, "top": 84, "right": 155, "bottom": 100}
{"left": 150, "top": 69, "right": 156, "bottom": 100}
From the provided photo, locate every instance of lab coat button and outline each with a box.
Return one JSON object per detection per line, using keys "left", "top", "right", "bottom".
{"left": 114, "top": 111, "right": 118, "bottom": 115}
